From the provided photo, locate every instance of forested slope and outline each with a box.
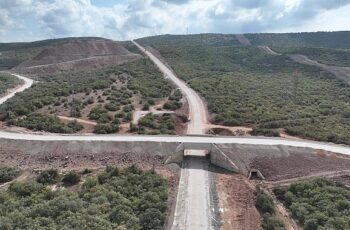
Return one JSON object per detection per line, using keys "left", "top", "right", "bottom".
{"left": 138, "top": 34, "right": 350, "bottom": 144}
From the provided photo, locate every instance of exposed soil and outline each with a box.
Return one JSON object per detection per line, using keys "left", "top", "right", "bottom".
{"left": 18, "top": 39, "right": 133, "bottom": 67}
{"left": 13, "top": 39, "right": 142, "bottom": 75}
{"left": 251, "top": 151, "right": 350, "bottom": 181}
{"left": 235, "top": 34, "right": 252, "bottom": 46}
{"left": 216, "top": 173, "right": 262, "bottom": 230}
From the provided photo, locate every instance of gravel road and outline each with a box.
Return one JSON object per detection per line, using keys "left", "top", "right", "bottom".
{"left": 132, "top": 41, "right": 213, "bottom": 230}
{"left": 0, "top": 72, "right": 33, "bottom": 104}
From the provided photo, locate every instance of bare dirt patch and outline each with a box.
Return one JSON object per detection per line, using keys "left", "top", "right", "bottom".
{"left": 216, "top": 173, "right": 262, "bottom": 230}
{"left": 18, "top": 39, "right": 134, "bottom": 67}
{"left": 251, "top": 151, "right": 350, "bottom": 181}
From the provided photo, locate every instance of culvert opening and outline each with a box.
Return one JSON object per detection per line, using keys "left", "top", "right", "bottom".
{"left": 184, "top": 149, "right": 209, "bottom": 157}
{"left": 248, "top": 169, "right": 265, "bottom": 180}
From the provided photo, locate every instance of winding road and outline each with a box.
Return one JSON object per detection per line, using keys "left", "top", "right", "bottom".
{"left": 0, "top": 72, "right": 33, "bottom": 104}
{"left": 1, "top": 42, "right": 350, "bottom": 230}
{"left": 132, "top": 41, "right": 212, "bottom": 230}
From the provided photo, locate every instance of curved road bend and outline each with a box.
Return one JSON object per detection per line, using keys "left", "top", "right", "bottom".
{"left": 0, "top": 72, "right": 33, "bottom": 104}
{"left": 132, "top": 41, "right": 213, "bottom": 230}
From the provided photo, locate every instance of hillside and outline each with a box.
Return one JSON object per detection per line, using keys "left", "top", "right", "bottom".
{"left": 245, "top": 31, "right": 350, "bottom": 49}
{"left": 137, "top": 33, "right": 350, "bottom": 144}
{"left": 17, "top": 39, "right": 134, "bottom": 67}
{"left": 0, "top": 38, "right": 99, "bottom": 70}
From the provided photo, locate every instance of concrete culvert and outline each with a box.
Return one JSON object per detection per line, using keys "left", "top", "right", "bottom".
{"left": 248, "top": 169, "right": 265, "bottom": 180}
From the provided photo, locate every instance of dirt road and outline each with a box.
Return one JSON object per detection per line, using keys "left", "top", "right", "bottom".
{"left": 289, "top": 54, "right": 350, "bottom": 85}
{"left": 132, "top": 41, "right": 213, "bottom": 230}
{"left": 0, "top": 72, "right": 33, "bottom": 104}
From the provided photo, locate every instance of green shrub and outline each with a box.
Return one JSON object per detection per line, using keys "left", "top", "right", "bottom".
{"left": 36, "top": 169, "right": 59, "bottom": 184}
{"left": 274, "top": 178, "right": 350, "bottom": 229}
{"left": 0, "top": 165, "right": 168, "bottom": 229}
{"left": 256, "top": 187, "right": 275, "bottom": 214}
{"left": 0, "top": 166, "right": 21, "bottom": 183}
{"left": 9, "top": 180, "right": 44, "bottom": 197}
{"left": 262, "top": 213, "right": 286, "bottom": 230}
{"left": 94, "top": 123, "right": 119, "bottom": 134}
{"left": 62, "top": 172, "right": 81, "bottom": 186}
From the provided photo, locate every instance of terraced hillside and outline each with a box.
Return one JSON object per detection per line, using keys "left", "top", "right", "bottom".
{"left": 138, "top": 33, "right": 350, "bottom": 144}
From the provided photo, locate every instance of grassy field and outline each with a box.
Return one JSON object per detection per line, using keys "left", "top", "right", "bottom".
{"left": 0, "top": 72, "right": 23, "bottom": 96}
{"left": 0, "top": 166, "right": 168, "bottom": 230}
{"left": 0, "top": 58, "right": 174, "bottom": 134}
{"left": 138, "top": 35, "right": 350, "bottom": 144}
{"left": 274, "top": 178, "right": 350, "bottom": 230}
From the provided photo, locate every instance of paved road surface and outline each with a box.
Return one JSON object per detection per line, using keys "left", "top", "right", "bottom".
{"left": 132, "top": 41, "right": 212, "bottom": 230}
{"left": 0, "top": 131, "right": 350, "bottom": 155}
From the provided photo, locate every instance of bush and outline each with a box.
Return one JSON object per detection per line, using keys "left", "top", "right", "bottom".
{"left": 9, "top": 180, "right": 44, "bottom": 197}
{"left": 105, "top": 103, "right": 119, "bottom": 111}
{"left": 256, "top": 187, "right": 275, "bottom": 214}
{"left": 94, "top": 123, "right": 119, "bottom": 134}
{"left": 37, "top": 169, "right": 59, "bottom": 184}
{"left": 274, "top": 178, "right": 350, "bottom": 229}
{"left": 0, "top": 165, "right": 168, "bottom": 229}
{"left": 252, "top": 128, "right": 280, "bottom": 137}
{"left": 262, "top": 213, "right": 286, "bottom": 230}
{"left": 67, "top": 120, "right": 84, "bottom": 131}
{"left": 62, "top": 172, "right": 81, "bottom": 186}
{"left": 0, "top": 166, "right": 21, "bottom": 183}
{"left": 163, "top": 101, "right": 181, "bottom": 110}
{"left": 142, "top": 103, "right": 150, "bottom": 110}
{"left": 223, "top": 118, "right": 240, "bottom": 126}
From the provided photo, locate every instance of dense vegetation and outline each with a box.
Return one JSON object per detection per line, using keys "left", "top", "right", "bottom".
{"left": 138, "top": 35, "right": 350, "bottom": 144}
{"left": 0, "top": 73, "right": 23, "bottom": 96}
{"left": 0, "top": 166, "right": 21, "bottom": 183}
{"left": 0, "top": 166, "right": 168, "bottom": 230}
{"left": 245, "top": 31, "right": 350, "bottom": 49}
{"left": 0, "top": 58, "right": 172, "bottom": 133}
{"left": 274, "top": 178, "right": 350, "bottom": 230}
{"left": 273, "top": 46, "right": 350, "bottom": 67}
{"left": 139, "top": 34, "right": 240, "bottom": 47}
{"left": 255, "top": 187, "right": 286, "bottom": 230}
{"left": 136, "top": 113, "right": 176, "bottom": 135}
